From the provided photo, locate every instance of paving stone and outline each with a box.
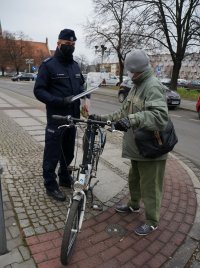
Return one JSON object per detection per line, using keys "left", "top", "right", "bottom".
{"left": 8, "top": 226, "right": 20, "bottom": 239}
{"left": 7, "top": 237, "right": 23, "bottom": 251}
{"left": 18, "top": 245, "right": 31, "bottom": 261}
{"left": 23, "top": 227, "right": 36, "bottom": 237}
{"left": 0, "top": 249, "right": 23, "bottom": 268}
{"left": 19, "top": 219, "right": 31, "bottom": 228}
{"left": 13, "top": 118, "right": 42, "bottom": 127}
{"left": 34, "top": 226, "right": 46, "bottom": 235}
{"left": 11, "top": 258, "right": 36, "bottom": 268}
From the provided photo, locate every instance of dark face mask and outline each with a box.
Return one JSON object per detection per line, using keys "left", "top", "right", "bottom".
{"left": 60, "top": 44, "right": 75, "bottom": 58}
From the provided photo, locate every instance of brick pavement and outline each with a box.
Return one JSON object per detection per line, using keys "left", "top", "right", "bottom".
{"left": 24, "top": 158, "right": 197, "bottom": 268}
{"left": 0, "top": 87, "right": 200, "bottom": 267}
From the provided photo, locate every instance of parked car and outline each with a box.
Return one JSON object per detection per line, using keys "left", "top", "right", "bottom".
{"left": 118, "top": 78, "right": 181, "bottom": 109}
{"left": 116, "top": 76, "right": 129, "bottom": 86}
{"left": 105, "top": 74, "right": 119, "bottom": 86}
{"left": 118, "top": 79, "right": 134, "bottom": 102}
{"left": 11, "top": 74, "right": 22, "bottom": 81}
{"left": 186, "top": 80, "right": 200, "bottom": 90}
{"left": 11, "top": 73, "right": 35, "bottom": 81}
{"left": 196, "top": 96, "right": 200, "bottom": 119}
{"left": 5, "top": 72, "right": 17, "bottom": 77}
{"left": 177, "top": 79, "right": 188, "bottom": 88}
{"left": 159, "top": 78, "right": 171, "bottom": 87}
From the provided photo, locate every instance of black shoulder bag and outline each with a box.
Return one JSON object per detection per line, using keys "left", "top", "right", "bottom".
{"left": 134, "top": 119, "right": 178, "bottom": 158}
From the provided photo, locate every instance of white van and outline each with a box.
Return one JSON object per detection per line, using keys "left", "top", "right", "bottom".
{"left": 86, "top": 72, "right": 119, "bottom": 88}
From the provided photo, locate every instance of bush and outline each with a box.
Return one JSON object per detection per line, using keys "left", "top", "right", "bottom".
{"left": 177, "top": 87, "right": 200, "bottom": 101}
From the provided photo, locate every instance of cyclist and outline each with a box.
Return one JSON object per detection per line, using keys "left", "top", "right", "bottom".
{"left": 89, "top": 49, "right": 169, "bottom": 235}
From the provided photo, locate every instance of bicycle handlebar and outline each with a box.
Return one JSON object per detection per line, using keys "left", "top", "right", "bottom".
{"left": 52, "top": 115, "right": 112, "bottom": 127}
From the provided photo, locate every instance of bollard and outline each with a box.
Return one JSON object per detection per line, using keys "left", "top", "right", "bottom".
{"left": 0, "top": 165, "right": 8, "bottom": 255}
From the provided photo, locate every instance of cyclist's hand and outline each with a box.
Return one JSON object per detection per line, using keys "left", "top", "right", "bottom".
{"left": 63, "top": 95, "right": 74, "bottom": 104}
{"left": 115, "top": 117, "right": 131, "bottom": 132}
{"left": 88, "top": 114, "right": 99, "bottom": 120}
{"left": 81, "top": 105, "right": 89, "bottom": 118}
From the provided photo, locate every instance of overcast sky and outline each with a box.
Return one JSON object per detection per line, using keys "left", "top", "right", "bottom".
{"left": 1, "top": 0, "right": 96, "bottom": 62}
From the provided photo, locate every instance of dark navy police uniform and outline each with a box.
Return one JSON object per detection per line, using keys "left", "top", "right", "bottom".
{"left": 34, "top": 48, "right": 85, "bottom": 191}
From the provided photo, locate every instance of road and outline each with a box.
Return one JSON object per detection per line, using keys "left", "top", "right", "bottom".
{"left": 0, "top": 78, "right": 199, "bottom": 168}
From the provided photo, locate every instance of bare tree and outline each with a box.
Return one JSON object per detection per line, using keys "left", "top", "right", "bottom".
{"left": 0, "top": 38, "right": 10, "bottom": 76}
{"left": 84, "top": 0, "right": 142, "bottom": 83}
{"left": 3, "top": 31, "right": 33, "bottom": 73}
{"left": 74, "top": 54, "right": 89, "bottom": 73}
{"left": 125, "top": 0, "right": 200, "bottom": 90}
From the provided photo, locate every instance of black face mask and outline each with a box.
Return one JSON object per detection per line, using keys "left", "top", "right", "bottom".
{"left": 60, "top": 44, "right": 75, "bottom": 58}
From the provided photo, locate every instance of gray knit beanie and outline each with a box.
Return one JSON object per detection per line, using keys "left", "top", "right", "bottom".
{"left": 125, "top": 49, "right": 150, "bottom": 73}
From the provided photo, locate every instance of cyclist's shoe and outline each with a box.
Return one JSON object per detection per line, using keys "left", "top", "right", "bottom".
{"left": 46, "top": 188, "right": 66, "bottom": 202}
{"left": 134, "top": 223, "right": 158, "bottom": 236}
{"left": 115, "top": 204, "right": 140, "bottom": 213}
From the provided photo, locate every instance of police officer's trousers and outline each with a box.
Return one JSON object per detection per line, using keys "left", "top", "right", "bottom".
{"left": 128, "top": 160, "right": 166, "bottom": 226}
{"left": 43, "top": 124, "right": 76, "bottom": 190}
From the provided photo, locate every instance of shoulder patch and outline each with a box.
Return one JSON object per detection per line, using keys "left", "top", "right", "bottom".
{"left": 43, "top": 57, "right": 53, "bottom": 63}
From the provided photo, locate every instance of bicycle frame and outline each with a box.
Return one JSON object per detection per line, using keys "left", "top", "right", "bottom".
{"left": 52, "top": 115, "right": 112, "bottom": 265}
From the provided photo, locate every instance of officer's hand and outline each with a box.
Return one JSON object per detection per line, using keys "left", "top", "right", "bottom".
{"left": 63, "top": 96, "right": 74, "bottom": 104}
{"left": 88, "top": 114, "right": 99, "bottom": 120}
{"left": 115, "top": 117, "right": 131, "bottom": 132}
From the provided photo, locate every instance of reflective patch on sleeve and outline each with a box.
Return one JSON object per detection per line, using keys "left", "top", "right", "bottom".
{"left": 43, "top": 57, "right": 53, "bottom": 63}
{"left": 47, "top": 128, "right": 55, "bottom": 133}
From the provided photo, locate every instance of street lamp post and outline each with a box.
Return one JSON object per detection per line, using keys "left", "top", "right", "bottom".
{"left": 95, "top": 45, "right": 107, "bottom": 64}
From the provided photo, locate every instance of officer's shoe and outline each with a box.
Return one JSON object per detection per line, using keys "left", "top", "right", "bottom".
{"left": 115, "top": 203, "right": 140, "bottom": 213}
{"left": 46, "top": 188, "right": 66, "bottom": 202}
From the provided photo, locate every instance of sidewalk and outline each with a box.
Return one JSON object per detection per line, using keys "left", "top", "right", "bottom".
{"left": 0, "top": 88, "right": 199, "bottom": 268}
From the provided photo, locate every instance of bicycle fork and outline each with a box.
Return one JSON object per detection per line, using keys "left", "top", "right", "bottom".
{"left": 65, "top": 190, "right": 86, "bottom": 231}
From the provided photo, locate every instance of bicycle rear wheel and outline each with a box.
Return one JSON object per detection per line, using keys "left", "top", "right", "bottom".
{"left": 60, "top": 199, "right": 82, "bottom": 265}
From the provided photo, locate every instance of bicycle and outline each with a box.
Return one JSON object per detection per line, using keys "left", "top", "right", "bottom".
{"left": 52, "top": 114, "right": 112, "bottom": 265}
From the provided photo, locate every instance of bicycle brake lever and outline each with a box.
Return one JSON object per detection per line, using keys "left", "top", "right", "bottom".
{"left": 107, "top": 122, "right": 116, "bottom": 132}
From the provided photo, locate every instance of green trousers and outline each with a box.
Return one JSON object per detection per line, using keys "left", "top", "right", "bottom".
{"left": 128, "top": 160, "right": 166, "bottom": 226}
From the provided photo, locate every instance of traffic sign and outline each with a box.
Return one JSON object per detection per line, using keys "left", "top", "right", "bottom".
{"left": 25, "top": 59, "right": 34, "bottom": 64}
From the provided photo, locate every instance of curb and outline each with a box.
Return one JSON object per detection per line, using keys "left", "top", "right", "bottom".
{"left": 163, "top": 152, "right": 200, "bottom": 267}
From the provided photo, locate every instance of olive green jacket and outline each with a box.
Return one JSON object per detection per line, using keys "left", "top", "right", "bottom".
{"left": 100, "top": 68, "right": 169, "bottom": 161}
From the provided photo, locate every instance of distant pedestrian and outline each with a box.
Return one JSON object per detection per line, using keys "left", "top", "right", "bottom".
{"left": 34, "top": 28, "right": 88, "bottom": 202}
{"left": 89, "top": 49, "right": 169, "bottom": 235}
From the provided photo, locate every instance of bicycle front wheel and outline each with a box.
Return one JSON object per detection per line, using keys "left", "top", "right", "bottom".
{"left": 60, "top": 199, "right": 82, "bottom": 265}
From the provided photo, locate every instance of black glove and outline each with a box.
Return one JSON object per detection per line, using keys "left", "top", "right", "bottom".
{"left": 88, "top": 114, "right": 99, "bottom": 120}
{"left": 115, "top": 117, "right": 131, "bottom": 132}
{"left": 63, "top": 95, "right": 74, "bottom": 104}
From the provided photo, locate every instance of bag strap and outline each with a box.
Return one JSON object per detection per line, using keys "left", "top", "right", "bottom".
{"left": 154, "top": 131, "right": 163, "bottom": 145}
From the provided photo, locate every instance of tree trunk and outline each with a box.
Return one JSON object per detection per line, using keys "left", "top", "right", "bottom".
{"left": 170, "top": 60, "right": 182, "bottom": 91}
{"left": 118, "top": 54, "right": 124, "bottom": 84}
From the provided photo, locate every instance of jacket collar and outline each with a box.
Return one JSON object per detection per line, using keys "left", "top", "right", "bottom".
{"left": 133, "top": 68, "right": 154, "bottom": 85}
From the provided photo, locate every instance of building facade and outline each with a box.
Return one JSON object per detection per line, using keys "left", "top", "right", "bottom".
{"left": 98, "top": 53, "right": 200, "bottom": 80}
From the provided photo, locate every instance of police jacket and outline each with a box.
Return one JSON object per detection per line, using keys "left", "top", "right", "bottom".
{"left": 34, "top": 48, "right": 85, "bottom": 124}
{"left": 98, "top": 68, "right": 169, "bottom": 161}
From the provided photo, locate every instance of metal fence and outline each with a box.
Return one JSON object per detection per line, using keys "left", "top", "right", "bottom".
{"left": 0, "top": 165, "right": 8, "bottom": 255}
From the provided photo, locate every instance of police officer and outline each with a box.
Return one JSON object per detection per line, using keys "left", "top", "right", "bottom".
{"left": 34, "top": 29, "right": 86, "bottom": 201}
